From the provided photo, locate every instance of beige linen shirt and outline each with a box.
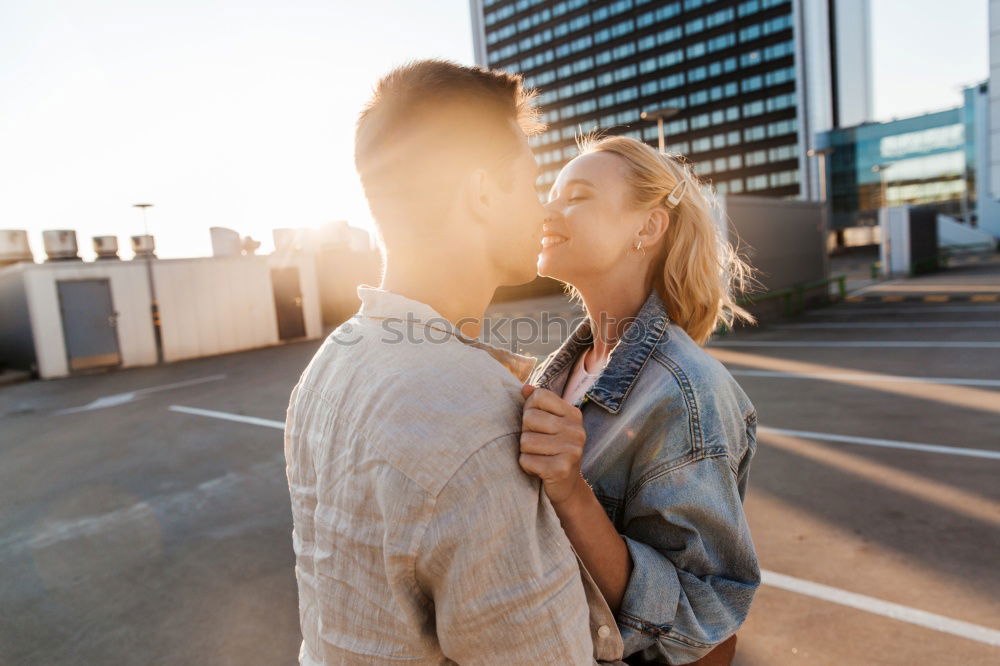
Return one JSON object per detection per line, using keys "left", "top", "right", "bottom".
{"left": 284, "top": 287, "right": 624, "bottom": 665}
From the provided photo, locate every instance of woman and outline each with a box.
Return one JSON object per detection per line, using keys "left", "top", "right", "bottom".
{"left": 517, "top": 135, "right": 760, "bottom": 665}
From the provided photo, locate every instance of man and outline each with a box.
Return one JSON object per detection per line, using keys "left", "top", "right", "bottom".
{"left": 284, "top": 60, "right": 624, "bottom": 664}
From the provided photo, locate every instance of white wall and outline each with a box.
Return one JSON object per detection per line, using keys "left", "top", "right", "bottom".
{"left": 880, "top": 206, "right": 911, "bottom": 278}
{"left": 153, "top": 256, "right": 280, "bottom": 363}
{"left": 990, "top": 1, "right": 1000, "bottom": 203}
{"left": 938, "top": 214, "right": 996, "bottom": 247}
{"left": 974, "top": 81, "right": 1000, "bottom": 239}
{"left": 469, "top": 0, "right": 488, "bottom": 67}
{"left": 794, "top": 0, "right": 839, "bottom": 202}
{"left": 834, "top": 0, "right": 875, "bottom": 127}
{"left": 21, "top": 261, "right": 157, "bottom": 379}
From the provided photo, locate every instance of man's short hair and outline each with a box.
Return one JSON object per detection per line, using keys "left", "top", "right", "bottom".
{"left": 355, "top": 60, "right": 543, "bottom": 239}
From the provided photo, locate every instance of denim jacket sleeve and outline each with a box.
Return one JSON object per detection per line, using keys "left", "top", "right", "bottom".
{"left": 615, "top": 412, "right": 761, "bottom": 663}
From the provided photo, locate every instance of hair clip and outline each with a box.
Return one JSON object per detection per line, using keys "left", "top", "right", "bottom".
{"left": 666, "top": 179, "right": 687, "bottom": 207}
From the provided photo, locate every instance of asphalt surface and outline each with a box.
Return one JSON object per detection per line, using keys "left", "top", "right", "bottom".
{"left": 1, "top": 254, "right": 998, "bottom": 665}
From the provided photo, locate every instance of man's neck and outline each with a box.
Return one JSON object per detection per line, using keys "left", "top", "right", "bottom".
{"left": 380, "top": 252, "right": 497, "bottom": 339}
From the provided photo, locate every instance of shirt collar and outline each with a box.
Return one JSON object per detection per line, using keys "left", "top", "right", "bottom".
{"left": 535, "top": 289, "right": 670, "bottom": 413}
{"left": 357, "top": 285, "right": 537, "bottom": 383}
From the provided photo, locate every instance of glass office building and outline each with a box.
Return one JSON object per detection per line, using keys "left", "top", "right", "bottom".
{"left": 470, "top": 0, "right": 872, "bottom": 199}
{"left": 818, "top": 85, "right": 981, "bottom": 230}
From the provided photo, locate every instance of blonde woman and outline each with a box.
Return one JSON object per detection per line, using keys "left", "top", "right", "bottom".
{"left": 518, "top": 135, "right": 760, "bottom": 665}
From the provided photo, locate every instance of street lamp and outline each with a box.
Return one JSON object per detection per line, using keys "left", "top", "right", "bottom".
{"left": 806, "top": 147, "right": 834, "bottom": 203}
{"left": 640, "top": 106, "right": 681, "bottom": 154}
{"left": 133, "top": 202, "right": 163, "bottom": 363}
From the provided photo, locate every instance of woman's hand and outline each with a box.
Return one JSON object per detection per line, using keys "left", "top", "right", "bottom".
{"left": 518, "top": 385, "right": 588, "bottom": 506}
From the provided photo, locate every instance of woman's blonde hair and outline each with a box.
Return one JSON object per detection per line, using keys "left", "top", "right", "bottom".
{"left": 578, "top": 135, "right": 759, "bottom": 345}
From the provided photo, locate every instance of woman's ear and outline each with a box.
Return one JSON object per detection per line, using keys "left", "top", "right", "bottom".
{"left": 638, "top": 207, "right": 670, "bottom": 247}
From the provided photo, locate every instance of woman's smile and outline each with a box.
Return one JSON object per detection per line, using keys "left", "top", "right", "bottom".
{"left": 541, "top": 232, "right": 569, "bottom": 249}
{"left": 540, "top": 222, "right": 569, "bottom": 249}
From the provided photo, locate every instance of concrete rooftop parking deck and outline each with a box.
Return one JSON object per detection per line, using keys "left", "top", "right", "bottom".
{"left": 1, "top": 257, "right": 998, "bottom": 665}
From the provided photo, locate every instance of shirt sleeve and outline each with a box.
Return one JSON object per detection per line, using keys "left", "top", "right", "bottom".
{"left": 414, "top": 434, "right": 596, "bottom": 666}
{"left": 615, "top": 436, "right": 761, "bottom": 663}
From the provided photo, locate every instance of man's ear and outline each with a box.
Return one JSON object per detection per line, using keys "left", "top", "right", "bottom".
{"left": 464, "top": 168, "right": 491, "bottom": 223}
{"left": 638, "top": 207, "right": 670, "bottom": 247}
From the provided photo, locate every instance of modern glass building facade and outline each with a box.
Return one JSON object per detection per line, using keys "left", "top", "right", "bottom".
{"left": 470, "top": 0, "right": 871, "bottom": 200}
{"left": 818, "top": 85, "right": 981, "bottom": 230}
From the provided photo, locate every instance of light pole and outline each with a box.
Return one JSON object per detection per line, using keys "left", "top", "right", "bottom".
{"left": 133, "top": 202, "right": 163, "bottom": 363}
{"left": 640, "top": 106, "right": 681, "bottom": 154}
{"left": 871, "top": 163, "right": 892, "bottom": 209}
{"left": 808, "top": 147, "right": 836, "bottom": 252}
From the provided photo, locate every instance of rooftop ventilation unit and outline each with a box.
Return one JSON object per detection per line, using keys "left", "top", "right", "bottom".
{"left": 0, "top": 229, "right": 34, "bottom": 267}
{"left": 43, "top": 230, "right": 82, "bottom": 262}
{"left": 210, "top": 227, "right": 241, "bottom": 257}
{"left": 93, "top": 236, "right": 121, "bottom": 260}
{"left": 131, "top": 234, "right": 156, "bottom": 258}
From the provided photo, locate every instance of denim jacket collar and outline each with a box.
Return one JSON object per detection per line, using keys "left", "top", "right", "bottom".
{"left": 536, "top": 290, "right": 670, "bottom": 414}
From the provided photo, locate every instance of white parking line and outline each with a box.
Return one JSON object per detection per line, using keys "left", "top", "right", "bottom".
{"left": 729, "top": 369, "right": 1000, "bottom": 388}
{"left": 774, "top": 321, "right": 999, "bottom": 329}
{"left": 170, "top": 403, "right": 1000, "bottom": 646}
{"left": 709, "top": 340, "right": 1000, "bottom": 348}
{"left": 168, "top": 405, "right": 284, "bottom": 430}
{"left": 761, "top": 570, "right": 1000, "bottom": 647}
{"left": 758, "top": 426, "right": 1000, "bottom": 460}
{"left": 57, "top": 375, "right": 227, "bottom": 414}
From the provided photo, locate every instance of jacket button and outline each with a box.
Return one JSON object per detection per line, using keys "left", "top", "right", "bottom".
{"left": 597, "top": 625, "right": 611, "bottom": 639}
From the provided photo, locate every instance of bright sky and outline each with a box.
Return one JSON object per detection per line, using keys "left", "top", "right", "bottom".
{"left": 0, "top": 0, "right": 988, "bottom": 260}
{"left": 870, "top": 0, "right": 988, "bottom": 120}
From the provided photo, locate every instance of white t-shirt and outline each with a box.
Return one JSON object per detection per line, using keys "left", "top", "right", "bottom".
{"left": 562, "top": 347, "right": 608, "bottom": 406}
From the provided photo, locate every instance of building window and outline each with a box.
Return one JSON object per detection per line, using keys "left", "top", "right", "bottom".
{"left": 689, "top": 89, "right": 710, "bottom": 106}
{"left": 745, "top": 149, "right": 768, "bottom": 166}
{"left": 743, "top": 100, "right": 765, "bottom": 117}
{"left": 685, "top": 17, "right": 706, "bottom": 36}
{"left": 656, "top": 26, "right": 683, "bottom": 46}
{"left": 687, "top": 41, "right": 707, "bottom": 59}
{"left": 742, "top": 75, "right": 764, "bottom": 93}
{"left": 691, "top": 137, "right": 712, "bottom": 153}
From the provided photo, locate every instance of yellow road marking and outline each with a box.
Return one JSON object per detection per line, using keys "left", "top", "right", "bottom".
{"left": 970, "top": 294, "right": 998, "bottom": 302}
{"left": 923, "top": 295, "right": 949, "bottom": 302}
{"left": 881, "top": 295, "right": 904, "bottom": 302}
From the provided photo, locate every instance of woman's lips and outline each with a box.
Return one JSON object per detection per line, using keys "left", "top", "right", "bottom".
{"left": 541, "top": 233, "right": 568, "bottom": 248}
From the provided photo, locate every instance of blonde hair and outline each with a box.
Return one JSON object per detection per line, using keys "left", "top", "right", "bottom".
{"left": 578, "top": 135, "right": 759, "bottom": 345}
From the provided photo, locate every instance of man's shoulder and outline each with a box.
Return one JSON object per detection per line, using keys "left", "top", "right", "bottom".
{"left": 301, "top": 324, "right": 529, "bottom": 497}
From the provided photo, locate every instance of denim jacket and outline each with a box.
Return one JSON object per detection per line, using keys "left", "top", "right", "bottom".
{"left": 531, "top": 289, "right": 761, "bottom": 664}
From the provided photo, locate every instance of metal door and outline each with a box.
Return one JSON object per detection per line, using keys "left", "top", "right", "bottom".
{"left": 272, "top": 267, "right": 306, "bottom": 340}
{"left": 56, "top": 279, "right": 122, "bottom": 371}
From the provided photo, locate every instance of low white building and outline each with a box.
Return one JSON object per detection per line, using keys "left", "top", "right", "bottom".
{"left": 0, "top": 252, "right": 321, "bottom": 379}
